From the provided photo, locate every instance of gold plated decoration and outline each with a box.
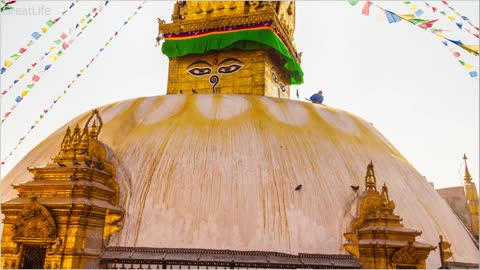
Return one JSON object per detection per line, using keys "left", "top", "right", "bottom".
{"left": 344, "top": 161, "right": 436, "bottom": 269}
{"left": 462, "top": 154, "right": 479, "bottom": 237}
{"left": 1, "top": 110, "right": 123, "bottom": 269}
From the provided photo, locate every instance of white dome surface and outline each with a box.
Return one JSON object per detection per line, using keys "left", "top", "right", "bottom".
{"left": 2, "top": 94, "right": 478, "bottom": 268}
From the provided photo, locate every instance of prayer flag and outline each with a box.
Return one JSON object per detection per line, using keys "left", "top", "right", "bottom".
{"left": 32, "top": 75, "right": 40, "bottom": 82}
{"left": 408, "top": 18, "right": 427, "bottom": 25}
{"left": 459, "top": 60, "right": 465, "bottom": 65}
{"left": 61, "top": 32, "right": 67, "bottom": 39}
{"left": 4, "top": 59, "right": 13, "bottom": 67}
{"left": 362, "top": 0, "right": 373, "bottom": 15}
{"left": 13, "top": 79, "right": 18, "bottom": 84}
{"left": 464, "top": 64, "right": 472, "bottom": 70}
{"left": 27, "top": 40, "right": 34, "bottom": 46}
{"left": 15, "top": 96, "right": 23, "bottom": 103}
{"left": 459, "top": 44, "right": 479, "bottom": 55}
{"left": 384, "top": 10, "right": 401, "bottom": 23}
{"left": 399, "top": 14, "right": 415, "bottom": 21}
{"left": 19, "top": 48, "right": 27, "bottom": 54}
{"left": 0, "top": 67, "right": 6, "bottom": 74}
{"left": 54, "top": 17, "right": 60, "bottom": 23}
{"left": 10, "top": 53, "right": 20, "bottom": 60}
{"left": 32, "top": 32, "right": 41, "bottom": 39}
{"left": 447, "top": 16, "right": 455, "bottom": 22}
{"left": 409, "top": 5, "right": 417, "bottom": 11}
{"left": 44, "top": 64, "right": 52, "bottom": 70}
{"left": 46, "top": 20, "right": 54, "bottom": 27}
{"left": 348, "top": 0, "right": 359, "bottom": 6}
{"left": 19, "top": 73, "right": 25, "bottom": 79}
{"left": 21, "top": 90, "right": 28, "bottom": 97}
{"left": 27, "top": 84, "right": 34, "bottom": 89}
{"left": 456, "top": 23, "right": 462, "bottom": 29}
{"left": 51, "top": 55, "right": 58, "bottom": 62}
{"left": 69, "top": 2, "right": 75, "bottom": 9}
{"left": 414, "top": 9, "right": 423, "bottom": 17}
{"left": 461, "top": 16, "right": 469, "bottom": 21}
{"left": 432, "top": 7, "right": 437, "bottom": 13}
{"left": 418, "top": 19, "right": 438, "bottom": 29}
{"left": 469, "top": 71, "right": 478, "bottom": 77}
{"left": 453, "top": 52, "right": 460, "bottom": 58}
{"left": 62, "top": 42, "right": 69, "bottom": 49}
{"left": 41, "top": 27, "right": 48, "bottom": 33}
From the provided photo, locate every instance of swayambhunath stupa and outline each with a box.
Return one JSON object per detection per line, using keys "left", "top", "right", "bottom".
{"left": 1, "top": 1, "right": 479, "bottom": 269}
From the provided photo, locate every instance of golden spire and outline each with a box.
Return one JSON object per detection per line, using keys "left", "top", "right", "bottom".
{"left": 365, "top": 161, "right": 377, "bottom": 192}
{"left": 463, "top": 153, "right": 472, "bottom": 184}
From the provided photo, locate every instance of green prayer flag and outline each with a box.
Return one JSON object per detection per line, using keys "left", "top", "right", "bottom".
{"left": 404, "top": 1, "right": 411, "bottom": 4}
{"left": 1, "top": 5, "right": 13, "bottom": 12}
{"left": 348, "top": 0, "right": 359, "bottom": 5}
{"left": 87, "top": 18, "right": 93, "bottom": 24}
{"left": 408, "top": 18, "right": 427, "bottom": 25}
{"left": 459, "top": 60, "right": 465, "bottom": 65}
{"left": 46, "top": 20, "right": 54, "bottom": 27}
{"left": 57, "top": 50, "right": 63, "bottom": 56}
{"left": 10, "top": 54, "right": 20, "bottom": 60}
{"left": 54, "top": 39, "right": 61, "bottom": 45}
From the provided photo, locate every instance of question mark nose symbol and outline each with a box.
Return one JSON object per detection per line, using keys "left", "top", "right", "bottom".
{"left": 209, "top": 75, "right": 220, "bottom": 93}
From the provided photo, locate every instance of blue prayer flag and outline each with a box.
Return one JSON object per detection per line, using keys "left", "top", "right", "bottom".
{"left": 15, "top": 96, "right": 23, "bottom": 103}
{"left": 415, "top": 9, "right": 424, "bottom": 17}
{"left": 14, "top": 80, "right": 19, "bottom": 84}
{"left": 470, "top": 71, "right": 478, "bottom": 78}
{"left": 0, "top": 67, "right": 6, "bottom": 74}
{"left": 31, "top": 32, "right": 41, "bottom": 40}
{"left": 461, "top": 16, "right": 469, "bottom": 21}
{"left": 385, "top": 10, "right": 402, "bottom": 23}
{"left": 44, "top": 64, "right": 52, "bottom": 70}
{"left": 456, "top": 23, "right": 462, "bottom": 29}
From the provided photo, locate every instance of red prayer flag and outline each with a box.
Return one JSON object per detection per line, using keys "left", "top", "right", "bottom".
{"left": 442, "top": 0, "right": 447, "bottom": 4}
{"left": 475, "top": 34, "right": 480, "bottom": 38}
{"left": 418, "top": 19, "right": 439, "bottom": 29}
{"left": 432, "top": 7, "right": 437, "bottom": 13}
{"left": 362, "top": 0, "right": 373, "bottom": 15}
{"left": 54, "top": 17, "right": 60, "bottom": 23}
{"left": 60, "top": 33, "right": 67, "bottom": 39}
{"left": 453, "top": 52, "right": 460, "bottom": 58}
{"left": 32, "top": 75, "right": 40, "bottom": 82}
{"left": 19, "top": 48, "right": 27, "bottom": 54}
{"left": 6, "top": 1, "right": 16, "bottom": 5}
{"left": 62, "top": 42, "right": 69, "bottom": 49}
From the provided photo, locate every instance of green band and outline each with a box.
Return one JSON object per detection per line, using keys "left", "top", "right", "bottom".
{"left": 162, "top": 29, "right": 304, "bottom": 85}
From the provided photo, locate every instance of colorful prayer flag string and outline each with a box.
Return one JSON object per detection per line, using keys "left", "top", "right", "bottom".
{"left": 0, "top": 1, "right": 78, "bottom": 74}
{"left": 0, "top": 0, "right": 15, "bottom": 12}
{"left": 438, "top": 0, "right": 480, "bottom": 33}
{"left": 1, "top": 1, "right": 147, "bottom": 166}
{"left": 1, "top": 1, "right": 109, "bottom": 124}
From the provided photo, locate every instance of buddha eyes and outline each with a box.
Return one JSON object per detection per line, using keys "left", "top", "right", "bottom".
{"left": 188, "top": 67, "right": 212, "bottom": 76}
{"left": 218, "top": 64, "right": 243, "bottom": 74}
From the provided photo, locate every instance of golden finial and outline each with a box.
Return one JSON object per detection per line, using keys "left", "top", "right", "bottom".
{"left": 365, "top": 161, "right": 377, "bottom": 192}
{"left": 463, "top": 153, "right": 472, "bottom": 183}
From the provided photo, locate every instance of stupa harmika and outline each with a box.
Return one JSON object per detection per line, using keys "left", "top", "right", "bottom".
{"left": 1, "top": 1, "right": 478, "bottom": 269}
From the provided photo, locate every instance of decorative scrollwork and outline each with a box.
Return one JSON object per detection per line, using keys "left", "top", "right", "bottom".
{"left": 392, "top": 242, "right": 419, "bottom": 265}
{"left": 13, "top": 197, "right": 56, "bottom": 239}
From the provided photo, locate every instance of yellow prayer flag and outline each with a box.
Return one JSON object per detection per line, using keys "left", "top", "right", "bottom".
{"left": 82, "top": 25, "right": 87, "bottom": 30}
{"left": 21, "top": 90, "right": 29, "bottom": 97}
{"left": 19, "top": 73, "right": 25, "bottom": 79}
{"left": 399, "top": 14, "right": 415, "bottom": 21}
{"left": 80, "top": 18, "right": 86, "bottom": 23}
{"left": 460, "top": 44, "right": 480, "bottom": 56}
{"left": 51, "top": 55, "right": 58, "bottom": 62}
{"left": 409, "top": 5, "right": 417, "bottom": 11}
{"left": 464, "top": 64, "right": 473, "bottom": 70}
{"left": 4, "top": 59, "right": 13, "bottom": 67}
{"left": 41, "top": 27, "right": 48, "bottom": 33}
{"left": 35, "top": 120, "right": 39, "bottom": 124}
{"left": 448, "top": 16, "right": 455, "bottom": 22}
{"left": 49, "top": 46, "right": 55, "bottom": 51}
{"left": 80, "top": 69, "right": 85, "bottom": 73}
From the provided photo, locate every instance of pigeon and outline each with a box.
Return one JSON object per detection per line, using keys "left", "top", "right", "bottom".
{"left": 192, "top": 89, "right": 198, "bottom": 94}
{"left": 179, "top": 90, "right": 183, "bottom": 94}
{"left": 72, "top": 158, "right": 80, "bottom": 165}
{"left": 295, "top": 184, "right": 302, "bottom": 191}
{"left": 85, "top": 159, "right": 92, "bottom": 167}
{"left": 350, "top": 185, "right": 360, "bottom": 192}
{"left": 57, "top": 162, "right": 66, "bottom": 167}
{"left": 70, "top": 174, "right": 78, "bottom": 181}
{"left": 95, "top": 162, "right": 105, "bottom": 170}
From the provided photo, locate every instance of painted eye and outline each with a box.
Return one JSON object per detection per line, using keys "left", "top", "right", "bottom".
{"left": 280, "top": 84, "right": 286, "bottom": 92}
{"left": 272, "top": 72, "right": 278, "bottom": 83}
{"left": 218, "top": 64, "right": 243, "bottom": 74}
{"left": 188, "top": 67, "right": 211, "bottom": 76}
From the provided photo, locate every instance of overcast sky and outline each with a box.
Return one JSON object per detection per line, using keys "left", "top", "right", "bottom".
{"left": 1, "top": 1, "right": 479, "bottom": 188}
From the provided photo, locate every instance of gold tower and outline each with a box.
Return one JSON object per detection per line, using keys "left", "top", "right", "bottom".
{"left": 463, "top": 154, "right": 479, "bottom": 237}
{"left": 344, "top": 162, "right": 436, "bottom": 269}
{"left": 1, "top": 111, "right": 123, "bottom": 269}
{"left": 158, "top": 1, "right": 303, "bottom": 97}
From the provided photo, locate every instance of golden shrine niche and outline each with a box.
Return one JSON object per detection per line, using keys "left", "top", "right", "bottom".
{"left": 1, "top": 110, "right": 123, "bottom": 269}
{"left": 344, "top": 161, "right": 436, "bottom": 269}
{"left": 159, "top": 1, "right": 302, "bottom": 98}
